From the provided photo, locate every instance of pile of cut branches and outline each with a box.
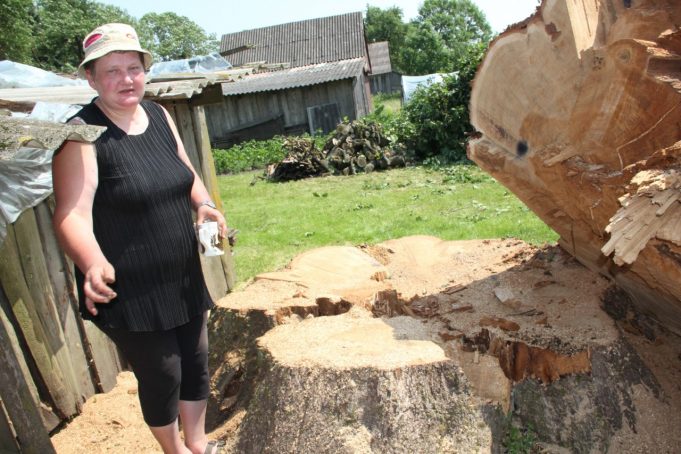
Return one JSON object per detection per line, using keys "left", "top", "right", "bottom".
{"left": 265, "top": 137, "right": 329, "bottom": 182}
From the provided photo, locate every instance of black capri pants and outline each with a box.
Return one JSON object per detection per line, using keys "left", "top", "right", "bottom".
{"left": 101, "top": 311, "right": 210, "bottom": 427}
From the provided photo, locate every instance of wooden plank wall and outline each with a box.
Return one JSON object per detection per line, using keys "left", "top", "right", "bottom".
{"left": 163, "top": 101, "right": 236, "bottom": 299}
{"left": 0, "top": 285, "right": 55, "bottom": 453}
{"left": 204, "top": 80, "right": 358, "bottom": 144}
{"left": 354, "top": 72, "right": 372, "bottom": 119}
{"left": 0, "top": 99, "right": 235, "bottom": 451}
{"left": 369, "top": 72, "right": 403, "bottom": 95}
{"left": 0, "top": 201, "right": 122, "bottom": 452}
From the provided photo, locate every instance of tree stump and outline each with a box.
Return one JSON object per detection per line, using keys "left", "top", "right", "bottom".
{"left": 205, "top": 237, "right": 681, "bottom": 453}
{"left": 208, "top": 246, "right": 390, "bottom": 423}
{"left": 235, "top": 311, "right": 492, "bottom": 453}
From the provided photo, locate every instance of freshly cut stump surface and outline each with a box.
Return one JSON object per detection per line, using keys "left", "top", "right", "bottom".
{"left": 236, "top": 310, "right": 491, "bottom": 453}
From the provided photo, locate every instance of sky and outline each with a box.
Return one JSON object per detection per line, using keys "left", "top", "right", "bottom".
{"left": 103, "top": 0, "right": 541, "bottom": 36}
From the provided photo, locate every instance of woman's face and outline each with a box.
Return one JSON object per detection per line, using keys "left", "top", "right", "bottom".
{"left": 86, "top": 51, "right": 145, "bottom": 110}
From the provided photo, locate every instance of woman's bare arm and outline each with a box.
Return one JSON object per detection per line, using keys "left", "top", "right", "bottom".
{"left": 52, "top": 140, "right": 116, "bottom": 315}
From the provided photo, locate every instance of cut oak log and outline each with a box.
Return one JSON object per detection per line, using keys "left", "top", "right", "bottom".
{"left": 468, "top": 0, "right": 681, "bottom": 334}
{"left": 236, "top": 311, "right": 492, "bottom": 453}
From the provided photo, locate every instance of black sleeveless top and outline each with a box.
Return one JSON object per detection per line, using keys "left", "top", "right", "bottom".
{"left": 73, "top": 100, "right": 213, "bottom": 331}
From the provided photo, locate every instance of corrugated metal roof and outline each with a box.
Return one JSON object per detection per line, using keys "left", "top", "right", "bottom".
{"left": 368, "top": 41, "right": 392, "bottom": 75}
{"left": 0, "top": 75, "right": 237, "bottom": 109}
{"left": 220, "top": 12, "right": 366, "bottom": 68}
{"left": 220, "top": 58, "right": 365, "bottom": 96}
{"left": 0, "top": 85, "right": 97, "bottom": 107}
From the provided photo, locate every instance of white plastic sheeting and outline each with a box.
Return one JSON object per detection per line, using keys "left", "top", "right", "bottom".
{"left": 0, "top": 102, "right": 92, "bottom": 246}
{"left": 401, "top": 72, "right": 457, "bottom": 103}
{"left": 148, "top": 52, "right": 232, "bottom": 78}
{"left": 30, "top": 102, "right": 82, "bottom": 123}
{"left": 0, "top": 60, "right": 86, "bottom": 89}
{"left": 0, "top": 146, "right": 54, "bottom": 242}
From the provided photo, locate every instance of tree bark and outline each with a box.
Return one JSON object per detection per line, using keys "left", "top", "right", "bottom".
{"left": 235, "top": 312, "right": 492, "bottom": 453}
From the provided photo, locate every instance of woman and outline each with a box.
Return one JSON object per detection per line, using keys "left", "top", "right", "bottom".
{"left": 52, "top": 23, "right": 225, "bottom": 454}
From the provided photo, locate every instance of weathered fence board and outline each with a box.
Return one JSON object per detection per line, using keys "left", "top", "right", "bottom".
{"left": 35, "top": 201, "right": 96, "bottom": 402}
{"left": 14, "top": 208, "right": 84, "bottom": 412}
{"left": 82, "top": 321, "right": 124, "bottom": 392}
{"left": 172, "top": 102, "right": 235, "bottom": 300}
{"left": 192, "top": 105, "right": 220, "bottom": 203}
{"left": 174, "top": 103, "right": 203, "bottom": 173}
{"left": 0, "top": 398, "right": 20, "bottom": 453}
{"left": 192, "top": 105, "right": 236, "bottom": 291}
{"left": 0, "top": 286, "right": 55, "bottom": 453}
{"left": 0, "top": 221, "right": 76, "bottom": 420}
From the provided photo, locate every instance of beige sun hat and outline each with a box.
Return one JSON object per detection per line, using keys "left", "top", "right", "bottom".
{"left": 77, "top": 23, "right": 153, "bottom": 78}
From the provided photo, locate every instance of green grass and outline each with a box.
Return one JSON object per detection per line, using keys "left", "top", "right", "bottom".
{"left": 372, "top": 92, "right": 402, "bottom": 115}
{"left": 219, "top": 165, "right": 558, "bottom": 287}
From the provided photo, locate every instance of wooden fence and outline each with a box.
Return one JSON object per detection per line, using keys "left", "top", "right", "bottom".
{"left": 0, "top": 99, "right": 235, "bottom": 453}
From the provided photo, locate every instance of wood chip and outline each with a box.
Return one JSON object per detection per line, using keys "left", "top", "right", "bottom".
{"left": 494, "top": 287, "right": 515, "bottom": 302}
{"left": 493, "top": 287, "right": 522, "bottom": 310}
{"left": 479, "top": 316, "right": 520, "bottom": 332}
{"left": 442, "top": 284, "right": 467, "bottom": 294}
{"left": 439, "top": 331, "right": 463, "bottom": 342}
{"left": 533, "top": 280, "right": 556, "bottom": 289}
{"left": 510, "top": 309, "right": 544, "bottom": 317}
{"left": 371, "top": 270, "right": 389, "bottom": 281}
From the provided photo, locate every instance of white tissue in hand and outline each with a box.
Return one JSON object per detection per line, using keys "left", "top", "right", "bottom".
{"left": 198, "top": 221, "right": 224, "bottom": 256}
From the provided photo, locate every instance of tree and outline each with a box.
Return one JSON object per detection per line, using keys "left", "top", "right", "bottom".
{"left": 138, "top": 12, "right": 218, "bottom": 62}
{"left": 3, "top": 0, "right": 217, "bottom": 73}
{"left": 391, "top": 44, "right": 486, "bottom": 162}
{"left": 400, "top": 23, "right": 450, "bottom": 75}
{"left": 364, "top": 6, "right": 409, "bottom": 73}
{"left": 33, "top": 0, "right": 137, "bottom": 73}
{"left": 0, "top": 0, "right": 37, "bottom": 64}
{"left": 403, "top": 0, "right": 492, "bottom": 74}
{"left": 418, "top": 0, "right": 492, "bottom": 46}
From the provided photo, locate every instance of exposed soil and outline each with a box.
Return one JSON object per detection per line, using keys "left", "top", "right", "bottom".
{"left": 50, "top": 237, "right": 681, "bottom": 453}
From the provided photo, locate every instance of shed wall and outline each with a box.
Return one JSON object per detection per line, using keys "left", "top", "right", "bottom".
{"left": 370, "top": 72, "right": 403, "bottom": 95}
{"left": 205, "top": 79, "right": 362, "bottom": 146}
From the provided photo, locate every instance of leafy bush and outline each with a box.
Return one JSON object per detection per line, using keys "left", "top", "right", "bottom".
{"left": 389, "top": 45, "right": 486, "bottom": 164}
{"left": 213, "top": 138, "right": 284, "bottom": 174}
{"left": 211, "top": 136, "right": 287, "bottom": 174}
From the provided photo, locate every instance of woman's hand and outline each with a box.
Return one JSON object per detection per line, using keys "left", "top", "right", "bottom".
{"left": 197, "top": 204, "right": 228, "bottom": 238}
{"left": 83, "top": 261, "right": 117, "bottom": 315}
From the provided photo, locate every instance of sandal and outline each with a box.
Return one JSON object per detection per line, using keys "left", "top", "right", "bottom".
{"left": 204, "top": 440, "right": 226, "bottom": 454}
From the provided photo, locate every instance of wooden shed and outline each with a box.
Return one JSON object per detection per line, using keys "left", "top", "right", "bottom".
{"left": 367, "top": 41, "right": 402, "bottom": 96}
{"left": 0, "top": 75, "right": 235, "bottom": 452}
{"left": 207, "top": 12, "right": 373, "bottom": 147}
